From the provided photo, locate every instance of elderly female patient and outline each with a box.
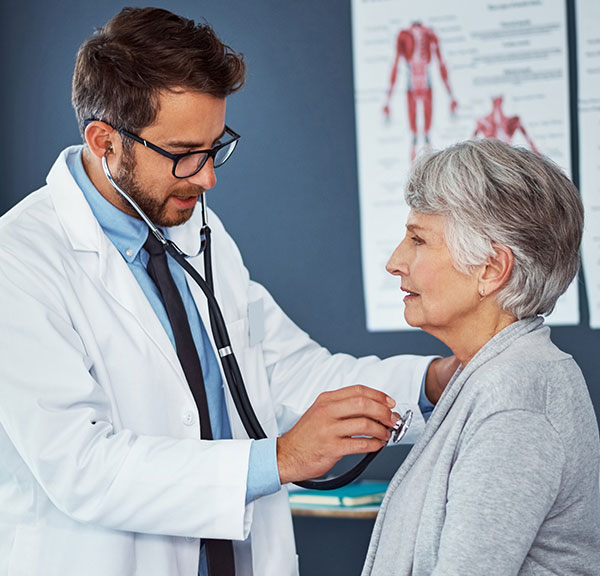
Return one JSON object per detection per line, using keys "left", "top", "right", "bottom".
{"left": 363, "top": 139, "right": 600, "bottom": 576}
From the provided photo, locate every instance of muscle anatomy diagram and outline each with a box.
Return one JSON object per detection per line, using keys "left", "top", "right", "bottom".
{"left": 473, "top": 95, "right": 538, "bottom": 152}
{"left": 383, "top": 21, "right": 457, "bottom": 160}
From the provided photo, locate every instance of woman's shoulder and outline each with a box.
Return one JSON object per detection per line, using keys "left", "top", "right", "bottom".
{"left": 467, "top": 353, "right": 583, "bottom": 416}
{"left": 486, "top": 319, "right": 571, "bottom": 366}
{"left": 460, "top": 325, "right": 597, "bottom": 457}
{"left": 468, "top": 321, "right": 581, "bottom": 404}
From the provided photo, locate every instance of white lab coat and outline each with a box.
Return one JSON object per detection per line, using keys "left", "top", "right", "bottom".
{"left": 0, "top": 146, "right": 431, "bottom": 576}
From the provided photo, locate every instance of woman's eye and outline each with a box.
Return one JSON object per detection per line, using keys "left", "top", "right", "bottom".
{"left": 411, "top": 236, "right": 424, "bottom": 245}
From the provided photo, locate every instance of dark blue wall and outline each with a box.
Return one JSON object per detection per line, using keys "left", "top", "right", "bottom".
{"left": 1, "top": 1, "right": 597, "bottom": 574}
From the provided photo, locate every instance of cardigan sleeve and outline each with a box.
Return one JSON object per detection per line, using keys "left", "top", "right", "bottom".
{"left": 432, "top": 409, "right": 564, "bottom": 576}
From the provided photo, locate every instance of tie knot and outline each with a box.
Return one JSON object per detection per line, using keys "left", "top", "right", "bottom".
{"left": 144, "top": 231, "right": 166, "bottom": 256}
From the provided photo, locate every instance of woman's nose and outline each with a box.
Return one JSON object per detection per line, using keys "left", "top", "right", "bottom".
{"left": 386, "top": 242, "right": 407, "bottom": 276}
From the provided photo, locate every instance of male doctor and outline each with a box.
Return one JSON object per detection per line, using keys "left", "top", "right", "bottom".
{"left": 0, "top": 7, "right": 453, "bottom": 576}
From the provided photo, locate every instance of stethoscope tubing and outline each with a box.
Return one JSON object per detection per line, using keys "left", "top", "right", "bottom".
{"left": 166, "top": 240, "right": 266, "bottom": 440}
{"left": 102, "top": 155, "right": 389, "bottom": 490}
{"left": 168, "top": 230, "right": 386, "bottom": 490}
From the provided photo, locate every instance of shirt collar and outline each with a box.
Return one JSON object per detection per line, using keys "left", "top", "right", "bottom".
{"left": 67, "top": 149, "right": 149, "bottom": 263}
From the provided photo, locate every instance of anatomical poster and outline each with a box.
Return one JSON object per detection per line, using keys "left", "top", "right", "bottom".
{"left": 351, "top": 0, "right": 575, "bottom": 330}
{"left": 577, "top": 0, "right": 600, "bottom": 329}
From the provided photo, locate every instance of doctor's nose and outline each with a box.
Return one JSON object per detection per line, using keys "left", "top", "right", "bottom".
{"left": 188, "top": 158, "right": 217, "bottom": 191}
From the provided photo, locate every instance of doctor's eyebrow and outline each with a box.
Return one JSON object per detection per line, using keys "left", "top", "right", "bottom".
{"left": 164, "top": 127, "right": 227, "bottom": 150}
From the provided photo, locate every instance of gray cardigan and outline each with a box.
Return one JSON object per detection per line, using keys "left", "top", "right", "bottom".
{"left": 362, "top": 317, "right": 600, "bottom": 576}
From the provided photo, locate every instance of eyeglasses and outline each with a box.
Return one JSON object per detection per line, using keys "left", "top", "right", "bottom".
{"left": 119, "top": 125, "right": 240, "bottom": 179}
{"left": 84, "top": 119, "right": 240, "bottom": 179}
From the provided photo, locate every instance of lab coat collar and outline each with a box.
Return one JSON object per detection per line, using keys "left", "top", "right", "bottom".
{"left": 47, "top": 145, "right": 205, "bottom": 257}
{"left": 47, "top": 146, "right": 106, "bottom": 253}
{"left": 47, "top": 146, "right": 190, "bottom": 387}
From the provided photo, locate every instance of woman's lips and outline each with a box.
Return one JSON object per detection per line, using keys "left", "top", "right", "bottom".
{"left": 402, "top": 287, "right": 420, "bottom": 302}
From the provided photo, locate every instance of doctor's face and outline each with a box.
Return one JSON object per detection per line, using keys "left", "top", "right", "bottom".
{"left": 111, "top": 90, "right": 227, "bottom": 227}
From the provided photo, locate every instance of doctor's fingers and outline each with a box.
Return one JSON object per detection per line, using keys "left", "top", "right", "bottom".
{"left": 318, "top": 384, "right": 396, "bottom": 408}
{"left": 318, "top": 393, "right": 400, "bottom": 429}
{"left": 332, "top": 415, "right": 395, "bottom": 444}
{"left": 335, "top": 434, "right": 392, "bottom": 456}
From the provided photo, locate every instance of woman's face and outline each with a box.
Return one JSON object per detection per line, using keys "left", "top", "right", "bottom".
{"left": 386, "top": 211, "right": 481, "bottom": 340}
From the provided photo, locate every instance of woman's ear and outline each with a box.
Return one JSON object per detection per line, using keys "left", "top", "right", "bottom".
{"left": 84, "top": 121, "right": 120, "bottom": 159}
{"left": 478, "top": 244, "right": 513, "bottom": 297}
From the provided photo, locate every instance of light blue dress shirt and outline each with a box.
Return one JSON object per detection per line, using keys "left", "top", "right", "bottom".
{"left": 67, "top": 151, "right": 279, "bottom": 575}
{"left": 419, "top": 372, "right": 435, "bottom": 421}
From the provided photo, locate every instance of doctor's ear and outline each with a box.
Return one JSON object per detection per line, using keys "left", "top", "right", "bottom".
{"left": 84, "top": 121, "right": 120, "bottom": 159}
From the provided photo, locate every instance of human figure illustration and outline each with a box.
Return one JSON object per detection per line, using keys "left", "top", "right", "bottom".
{"left": 383, "top": 21, "right": 458, "bottom": 161}
{"left": 473, "top": 95, "right": 538, "bottom": 152}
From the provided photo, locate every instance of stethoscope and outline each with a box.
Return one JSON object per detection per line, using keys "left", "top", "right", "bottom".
{"left": 102, "top": 156, "right": 413, "bottom": 490}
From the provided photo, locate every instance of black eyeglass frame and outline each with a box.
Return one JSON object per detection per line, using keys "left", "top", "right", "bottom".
{"left": 84, "top": 120, "right": 240, "bottom": 179}
{"left": 121, "top": 126, "right": 240, "bottom": 179}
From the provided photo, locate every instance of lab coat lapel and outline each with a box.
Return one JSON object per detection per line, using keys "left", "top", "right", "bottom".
{"left": 99, "top": 240, "right": 184, "bottom": 378}
{"left": 47, "top": 147, "right": 188, "bottom": 384}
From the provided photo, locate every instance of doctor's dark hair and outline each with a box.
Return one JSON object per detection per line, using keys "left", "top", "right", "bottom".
{"left": 404, "top": 139, "right": 583, "bottom": 319}
{"left": 72, "top": 7, "right": 245, "bottom": 138}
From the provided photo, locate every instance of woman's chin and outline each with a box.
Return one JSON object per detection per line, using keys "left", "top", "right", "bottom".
{"left": 403, "top": 312, "right": 421, "bottom": 329}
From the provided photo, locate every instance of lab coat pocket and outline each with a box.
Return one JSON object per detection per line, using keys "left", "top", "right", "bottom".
{"left": 224, "top": 318, "right": 278, "bottom": 438}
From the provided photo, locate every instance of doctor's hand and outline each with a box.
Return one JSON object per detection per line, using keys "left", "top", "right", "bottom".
{"left": 276, "top": 385, "right": 400, "bottom": 485}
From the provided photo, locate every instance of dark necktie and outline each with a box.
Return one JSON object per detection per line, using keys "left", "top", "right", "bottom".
{"left": 144, "top": 232, "right": 236, "bottom": 576}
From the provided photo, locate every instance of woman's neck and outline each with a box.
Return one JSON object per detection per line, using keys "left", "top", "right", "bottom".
{"left": 433, "top": 304, "right": 517, "bottom": 367}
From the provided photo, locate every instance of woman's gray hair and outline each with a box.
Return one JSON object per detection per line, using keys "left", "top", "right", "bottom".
{"left": 405, "top": 139, "right": 583, "bottom": 319}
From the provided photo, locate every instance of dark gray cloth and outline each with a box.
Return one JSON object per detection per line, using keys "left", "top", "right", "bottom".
{"left": 363, "top": 317, "right": 600, "bottom": 576}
